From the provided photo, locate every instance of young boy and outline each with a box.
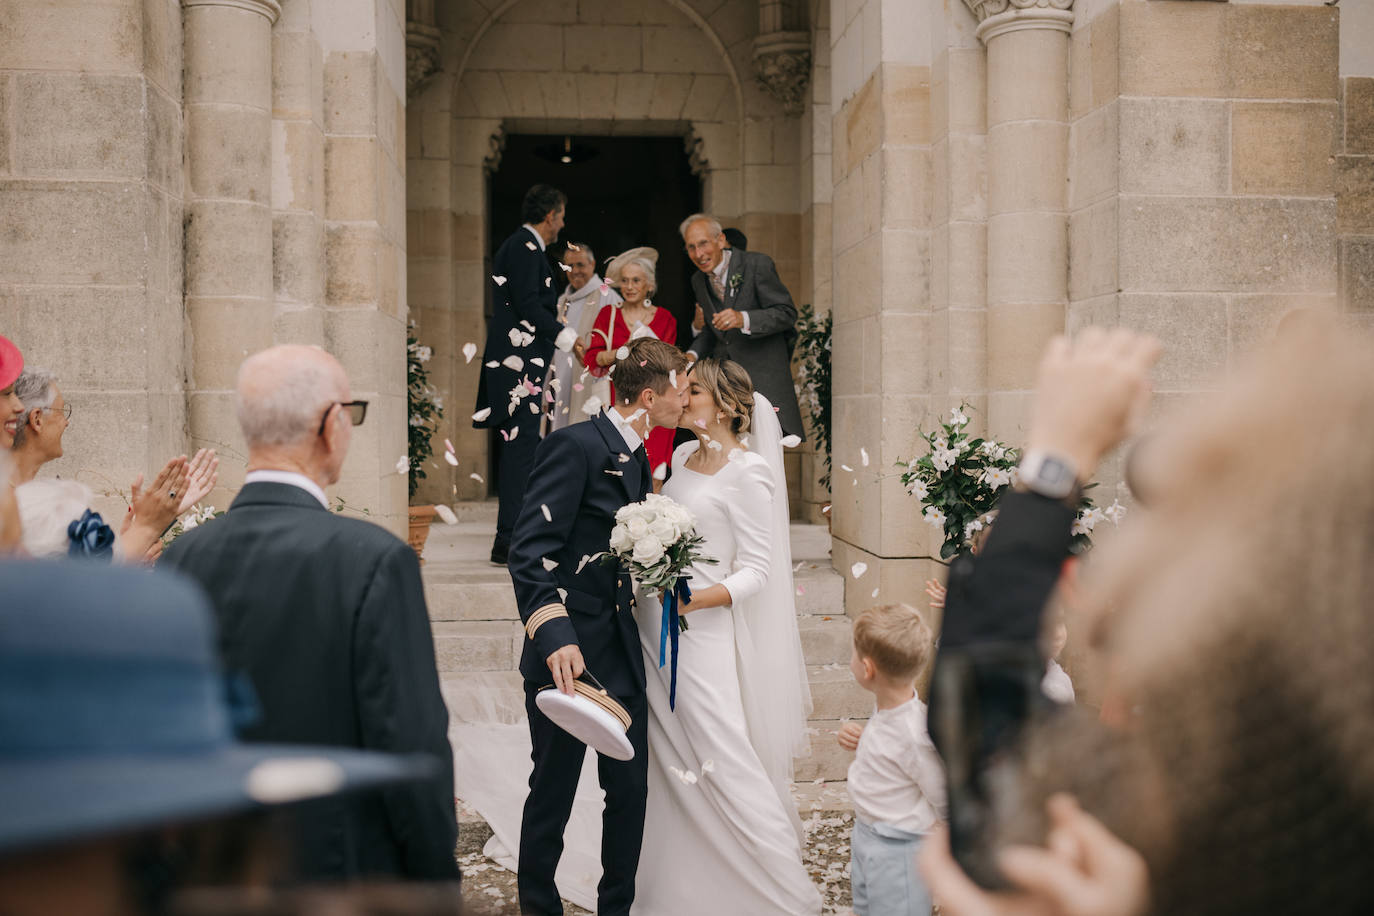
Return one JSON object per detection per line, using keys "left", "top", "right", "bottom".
{"left": 837, "top": 603, "right": 946, "bottom": 916}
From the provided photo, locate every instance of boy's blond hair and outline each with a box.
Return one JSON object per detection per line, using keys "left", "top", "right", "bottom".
{"left": 852, "top": 603, "right": 933, "bottom": 681}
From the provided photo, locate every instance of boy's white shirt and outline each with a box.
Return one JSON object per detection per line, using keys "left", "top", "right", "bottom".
{"left": 846, "top": 694, "right": 947, "bottom": 834}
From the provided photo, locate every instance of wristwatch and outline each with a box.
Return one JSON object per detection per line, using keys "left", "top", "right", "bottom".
{"left": 1015, "top": 450, "right": 1082, "bottom": 504}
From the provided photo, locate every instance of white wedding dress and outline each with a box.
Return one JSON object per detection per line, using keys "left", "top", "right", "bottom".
{"left": 446, "top": 393, "right": 817, "bottom": 914}
{"left": 630, "top": 432, "right": 821, "bottom": 916}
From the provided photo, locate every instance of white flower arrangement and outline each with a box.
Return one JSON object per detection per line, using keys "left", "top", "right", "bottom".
{"left": 161, "top": 503, "right": 222, "bottom": 548}
{"left": 604, "top": 493, "right": 715, "bottom": 597}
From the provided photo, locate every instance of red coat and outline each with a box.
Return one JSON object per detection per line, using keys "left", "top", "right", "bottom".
{"left": 584, "top": 303, "right": 678, "bottom": 477}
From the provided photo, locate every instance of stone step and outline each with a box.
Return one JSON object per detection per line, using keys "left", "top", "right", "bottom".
{"left": 795, "top": 719, "right": 856, "bottom": 782}
{"left": 433, "top": 614, "right": 853, "bottom": 674}
{"left": 425, "top": 561, "right": 845, "bottom": 622}
{"left": 807, "top": 663, "right": 872, "bottom": 720}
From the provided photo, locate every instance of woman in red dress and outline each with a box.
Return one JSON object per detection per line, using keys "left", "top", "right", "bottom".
{"left": 585, "top": 246, "right": 678, "bottom": 484}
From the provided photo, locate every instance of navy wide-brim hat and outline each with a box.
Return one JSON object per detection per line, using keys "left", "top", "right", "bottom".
{"left": 0, "top": 561, "right": 438, "bottom": 856}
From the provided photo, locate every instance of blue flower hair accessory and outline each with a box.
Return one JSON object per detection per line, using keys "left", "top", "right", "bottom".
{"left": 67, "top": 509, "right": 115, "bottom": 562}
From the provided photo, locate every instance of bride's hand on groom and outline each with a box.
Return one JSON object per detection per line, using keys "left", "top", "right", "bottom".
{"left": 547, "top": 644, "right": 586, "bottom": 695}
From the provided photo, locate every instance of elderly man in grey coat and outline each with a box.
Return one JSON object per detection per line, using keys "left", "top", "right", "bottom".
{"left": 680, "top": 213, "right": 805, "bottom": 439}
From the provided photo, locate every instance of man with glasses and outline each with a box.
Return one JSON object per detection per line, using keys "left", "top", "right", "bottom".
{"left": 161, "top": 344, "right": 460, "bottom": 884}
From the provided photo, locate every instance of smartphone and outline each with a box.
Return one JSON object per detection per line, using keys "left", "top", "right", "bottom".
{"left": 929, "top": 643, "right": 1049, "bottom": 890}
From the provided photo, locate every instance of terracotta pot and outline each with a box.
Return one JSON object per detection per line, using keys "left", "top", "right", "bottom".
{"left": 407, "top": 505, "right": 438, "bottom": 564}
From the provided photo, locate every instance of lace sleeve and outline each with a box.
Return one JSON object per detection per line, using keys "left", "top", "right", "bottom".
{"left": 718, "top": 455, "right": 775, "bottom": 604}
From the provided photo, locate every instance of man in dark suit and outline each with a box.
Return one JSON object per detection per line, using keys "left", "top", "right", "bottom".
{"left": 680, "top": 213, "right": 806, "bottom": 439}
{"left": 475, "top": 185, "right": 587, "bottom": 566}
{"left": 508, "top": 337, "right": 690, "bottom": 916}
{"left": 161, "top": 344, "right": 459, "bottom": 884}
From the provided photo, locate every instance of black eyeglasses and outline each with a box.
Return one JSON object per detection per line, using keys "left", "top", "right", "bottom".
{"left": 317, "top": 400, "right": 368, "bottom": 436}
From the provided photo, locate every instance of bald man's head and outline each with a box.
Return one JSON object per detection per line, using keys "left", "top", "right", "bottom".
{"left": 236, "top": 345, "right": 349, "bottom": 449}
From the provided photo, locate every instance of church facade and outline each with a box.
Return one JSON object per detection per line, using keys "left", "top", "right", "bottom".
{"left": 3, "top": 0, "right": 1371, "bottom": 605}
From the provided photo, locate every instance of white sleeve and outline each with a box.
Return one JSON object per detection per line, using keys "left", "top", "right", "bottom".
{"left": 740, "top": 310, "right": 751, "bottom": 334}
{"left": 906, "top": 712, "right": 948, "bottom": 819}
{"left": 717, "top": 457, "right": 775, "bottom": 604}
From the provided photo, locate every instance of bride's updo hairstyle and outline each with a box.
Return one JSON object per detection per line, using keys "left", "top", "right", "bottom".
{"left": 690, "top": 358, "right": 754, "bottom": 436}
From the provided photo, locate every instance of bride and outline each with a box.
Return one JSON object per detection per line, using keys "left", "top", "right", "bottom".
{"left": 630, "top": 358, "right": 820, "bottom": 914}
{"left": 446, "top": 359, "right": 817, "bottom": 913}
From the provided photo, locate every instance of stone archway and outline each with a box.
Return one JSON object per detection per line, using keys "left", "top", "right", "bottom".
{"left": 407, "top": 0, "right": 796, "bottom": 503}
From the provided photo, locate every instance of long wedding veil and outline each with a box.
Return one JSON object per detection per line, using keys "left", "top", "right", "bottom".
{"left": 734, "top": 391, "right": 814, "bottom": 825}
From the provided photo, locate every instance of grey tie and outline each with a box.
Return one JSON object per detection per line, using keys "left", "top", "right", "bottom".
{"left": 710, "top": 271, "right": 725, "bottom": 302}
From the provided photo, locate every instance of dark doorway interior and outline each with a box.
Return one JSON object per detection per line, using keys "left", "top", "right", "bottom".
{"left": 487, "top": 133, "right": 704, "bottom": 336}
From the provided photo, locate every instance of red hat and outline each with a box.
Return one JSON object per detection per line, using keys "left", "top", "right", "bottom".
{"left": 0, "top": 335, "right": 22, "bottom": 390}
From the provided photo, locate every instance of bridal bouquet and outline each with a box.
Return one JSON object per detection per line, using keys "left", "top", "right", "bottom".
{"left": 603, "top": 492, "right": 716, "bottom": 708}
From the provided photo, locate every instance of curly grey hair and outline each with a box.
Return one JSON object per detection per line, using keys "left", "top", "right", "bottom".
{"left": 12, "top": 368, "right": 57, "bottom": 448}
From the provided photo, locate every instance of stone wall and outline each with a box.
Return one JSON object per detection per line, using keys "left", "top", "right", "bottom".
{"left": 1339, "top": 0, "right": 1374, "bottom": 324}
{"left": 1, "top": 0, "right": 186, "bottom": 516}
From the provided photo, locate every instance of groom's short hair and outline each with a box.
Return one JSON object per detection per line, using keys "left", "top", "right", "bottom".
{"left": 612, "top": 338, "right": 688, "bottom": 405}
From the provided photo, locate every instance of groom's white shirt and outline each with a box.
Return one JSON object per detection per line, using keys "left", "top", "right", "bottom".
{"left": 244, "top": 469, "right": 329, "bottom": 509}
{"left": 604, "top": 407, "right": 643, "bottom": 454}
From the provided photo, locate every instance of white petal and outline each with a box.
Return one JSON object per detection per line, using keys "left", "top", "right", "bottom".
{"left": 434, "top": 504, "right": 458, "bottom": 526}
{"left": 541, "top": 504, "right": 552, "bottom": 522}
{"left": 469, "top": 472, "right": 484, "bottom": 483}
{"left": 840, "top": 464, "right": 853, "bottom": 473}
{"left": 462, "top": 343, "right": 477, "bottom": 363}
{"left": 492, "top": 275, "right": 508, "bottom": 286}
{"left": 541, "top": 557, "right": 559, "bottom": 571}
{"left": 700, "top": 759, "right": 715, "bottom": 774}
{"left": 444, "top": 451, "right": 459, "bottom": 466}
{"left": 485, "top": 360, "right": 499, "bottom": 368}
{"left": 502, "top": 355, "right": 524, "bottom": 372}
{"left": 395, "top": 455, "right": 409, "bottom": 474}
{"left": 525, "top": 241, "right": 537, "bottom": 251}
{"left": 545, "top": 277, "right": 552, "bottom": 287}
{"left": 780, "top": 434, "right": 802, "bottom": 448}
{"left": 860, "top": 447, "right": 870, "bottom": 467}
{"left": 850, "top": 562, "right": 868, "bottom": 579}
{"left": 531, "top": 357, "right": 545, "bottom": 367}
{"left": 472, "top": 407, "right": 492, "bottom": 422}
{"left": 615, "top": 346, "right": 630, "bottom": 360}
{"left": 559, "top": 262, "right": 572, "bottom": 272}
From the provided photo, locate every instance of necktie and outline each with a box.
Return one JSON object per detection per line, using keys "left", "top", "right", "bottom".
{"left": 633, "top": 444, "right": 652, "bottom": 497}
{"left": 710, "top": 271, "right": 725, "bottom": 302}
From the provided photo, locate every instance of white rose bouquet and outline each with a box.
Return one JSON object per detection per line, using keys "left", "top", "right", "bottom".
{"left": 603, "top": 492, "right": 716, "bottom": 709}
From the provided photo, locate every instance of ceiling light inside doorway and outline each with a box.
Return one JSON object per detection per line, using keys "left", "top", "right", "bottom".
{"left": 534, "top": 135, "right": 597, "bottom": 166}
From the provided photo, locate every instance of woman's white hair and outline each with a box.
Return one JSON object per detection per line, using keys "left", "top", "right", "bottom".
{"left": 235, "top": 356, "right": 339, "bottom": 448}
{"left": 12, "top": 368, "right": 57, "bottom": 448}
{"left": 678, "top": 213, "right": 723, "bottom": 239}
{"left": 15, "top": 479, "right": 98, "bottom": 558}
{"left": 614, "top": 256, "right": 657, "bottom": 295}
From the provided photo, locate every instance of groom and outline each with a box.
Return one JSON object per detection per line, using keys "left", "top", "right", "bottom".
{"left": 508, "top": 337, "right": 690, "bottom": 916}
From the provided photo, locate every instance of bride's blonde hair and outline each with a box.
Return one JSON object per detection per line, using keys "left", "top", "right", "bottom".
{"left": 690, "top": 358, "right": 754, "bottom": 436}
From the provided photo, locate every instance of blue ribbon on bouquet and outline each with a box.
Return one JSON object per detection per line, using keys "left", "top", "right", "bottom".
{"left": 658, "top": 578, "right": 692, "bottom": 711}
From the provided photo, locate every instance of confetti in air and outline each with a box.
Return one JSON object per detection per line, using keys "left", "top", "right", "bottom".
{"left": 615, "top": 346, "right": 630, "bottom": 360}
{"left": 462, "top": 343, "right": 477, "bottom": 363}
{"left": 444, "top": 438, "right": 455, "bottom": 453}
{"left": 871, "top": 588, "right": 880, "bottom": 598}
{"left": 395, "top": 455, "right": 409, "bottom": 474}
{"left": 469, "top": 473, "right": 484, "bottom": 483}
{"left": 545, "top": 277, "right": 551, "bottom": 287}
{"left": 472, "top": 407, "right": 492, "bottom": 422}
{"left": 434, "top": 504, "right": 458, "bottom": 526}
{"left": 485, "top": 360, "right": 499, "bottom": 369}
{"left": 558, "top": 262, "right": 571, "bottom": 272}
{"left": 653, "top": 463, "right": 667, "bottom": 480}
{"left": 860, "top": 448, "right": 870, "bottom": 467}
{"left": 668, "top": 369, "right": 677, "bottom": 388}
{"left": 840, "top": 464, "right": 853, "bottom": 473}
{"left": 444, "top": 452, "right": 459, "bottom": 466}
{"left": 576, "top": 554, "right": 593, "bottom": 574}
{"left": 669, "top": 766, "right": 698, "bottom": 786}
{"left": 520, "top": 320, "right": 535, "bottom": 332}
{"left": 540, "top": 504, "right": 552, "bottom": 522}
{"left": 492, "top": 275, "right": 508, "bottom": 286}
{"left": 850, "top": 562, "right": 868, "bottom": 579}
{"left": 573, "top": 383, "right": 584, "bottom": 392}
{"left": 525, "top": 241, "right": 537, "bottom": 251}
{"left": 780, "top": 434, "right": 801, "bottom": 448}
{"left": 541, "top": 558, "right": 558, "bottom": 571}
{"left": 531, "top": 358, "right": 545, "bottom": 367}
{"left": 502, "top": 355, "right": 524, "bottom": 372}
{"left": 701, "top": 759, "right": 716, "bottom": 775}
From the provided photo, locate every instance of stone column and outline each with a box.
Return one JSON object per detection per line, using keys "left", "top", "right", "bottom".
{"left": 970, "top": 0, "right": 1073, "bottom": 436}
{"left": 183, "top": 0, "right": 281, "bottom": 500}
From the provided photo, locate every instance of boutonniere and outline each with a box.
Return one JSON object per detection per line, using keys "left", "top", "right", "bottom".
{"left": 727, "top": 272, "right": 743, "bottom": 298}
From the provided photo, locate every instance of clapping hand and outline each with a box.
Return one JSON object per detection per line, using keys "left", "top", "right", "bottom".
{"left": 920, "top": 794, "right": 1150, "bottom": 916}
{"left": 836, "top": 720, "right": 864, "bottom": 752}
{"left": 177, "top": 448, "right": 219, "bottom": 515}
{"left": 925, "top": 578, "right": 947, "bottom": 611}
{"left": 131, "top": 456, "right": 190, "bottom": 535}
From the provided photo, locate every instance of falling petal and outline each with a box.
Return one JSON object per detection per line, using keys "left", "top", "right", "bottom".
{"left": 871, "top": 588, "right": 880, "bottom": 598}
{"left": 395, "top": 455, "right": 409, "bottom": 474}
{"left": 557, "top": 587, "right": 567, "bottom": 601}
{"left": 541, "top": 504, "right": 552, "bottom": 522}
{"left": 445, "top": 438, "right": 455, "bottom": 453}
{"left": 492, "top": 275, "right": 508, "bottom": 286}
{"left": 619, "top": 453, "right": 631, "bottom": 463}
{"left": 780, "top": 434, "right": 802, "bottom": 448}
{"left": 541, "top": 557, "right": 559, "bottom": 571}
{"left": 599, "top": 283, "right": 609, "bottom": 293}
{"left": 850, "top": 562, "right": 868, "bottom": 579}
{"left": 469, "top": 472, "right": 484, "bottom": 483}
{"left": 840, "top": 464, "right": 853, "bottom": 472}
{"left": 568, "top": 243, "right": 580, "bottom": 251}
{"left": 462, "top": 343, "right": 478, "bottom": 363}
{"left": 860, "top": 448, "right": 870, "bottom": 467}
{"left": 575, "top": 554, "right": 593, "bottom": 574}
{"left": 520, "top": 320, "right": 535, "bottom": 332}
{"left": 796, "top": 586, "right": 806, "bottom": 596}
{"left": 559, "top": 262, "right": 571, "bottom": 272}
{"left": 653, "top": 463, "right": 667, "bottom": 480}
{"left": 508, "top": 426, "right": 520, "bottom": 441}
{"left": 502, "top": 355, "right": 525, "bottom": 372}
{"left": 545, "top": 277, "right": 551, "bottom": 287}
{"left": 444, "top": 451, "right": 459, "bottom": 466}
{"left": 573, "top": 383, "right": 584, "bottom": 392}
{"left": 531, "top": 357, "right": 545, "bottom": 367}
{"left": 701, "top": 759, "right": 716, "bottom": 774}
{"left": 472, "top": 407, "right": 492, "bottom": 422}
{"left": 668, "top": 369, "right": 677, "bottom": 388}
{"left": 485, "top": 360, "right": 499, "bottom": 368}
{"left": 615, "top": 346, "right": 630, "bottom": 359}
{"left": 434, "top": 504, "right": 458, "bottom": 526}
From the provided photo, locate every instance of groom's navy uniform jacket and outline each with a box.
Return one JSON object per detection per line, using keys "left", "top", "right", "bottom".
{"left": 508, "top": 410, "right": 651, "bottom": 916}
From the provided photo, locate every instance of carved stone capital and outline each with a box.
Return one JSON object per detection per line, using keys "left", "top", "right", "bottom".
{"left": 962, "top": 0, "right": 1074, "bottom": 41}
{"left": 406, "top": 20, "right": 442, "bottom": 99}
{"left": 752, "top": 31, "right": 812, "bottom": 117}
{"left": 685, "top": 128, "right": 709, "bottom": 176}
{"left": 482, "top": 124, "right": 507, "bottom": 176}
{"left": 182, "top": 0, "right": 281, "bottom": 23}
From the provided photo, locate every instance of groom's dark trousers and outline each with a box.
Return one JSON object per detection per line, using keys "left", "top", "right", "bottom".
{"left": 508, "top": 411, "right": 652, "bottom": 916}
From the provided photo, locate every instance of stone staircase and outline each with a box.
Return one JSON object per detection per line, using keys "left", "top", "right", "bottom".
{"left": 425, "top": 502, "right": 866, "bottom": 788}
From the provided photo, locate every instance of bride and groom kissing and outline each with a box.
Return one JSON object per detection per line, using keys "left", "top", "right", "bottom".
{"left": 507, "top": 336, "right": 820, "bottom": 915}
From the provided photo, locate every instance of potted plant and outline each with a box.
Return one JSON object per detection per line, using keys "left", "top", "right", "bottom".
{"left": 407, "top": 324, "right": 443, "bottom": 561}
{"left": 793, "top": 303, "right": 833, "bottom": 525}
